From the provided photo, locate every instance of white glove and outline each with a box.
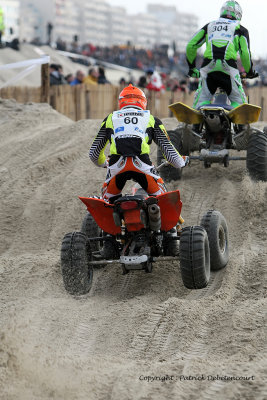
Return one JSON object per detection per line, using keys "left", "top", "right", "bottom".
{"left": 99, "top": 160, "right": 109, "bottom": 168}
{"left": 182, "top": 156, "right": 190, "bottom": 167}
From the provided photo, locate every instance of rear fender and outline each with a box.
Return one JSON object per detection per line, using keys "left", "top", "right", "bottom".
{"left": 169, "top": 102, "right": 203, "bottom": 124}
{"left": 228, "top": 103, "right": 261, "bottom": 124}
{"left": 156, "top": 190, "right": 182, "bottom": 231}
{"left": 79, "top": 197, "right": 121, "bottom": 235}
{"left": 80, "top": 190, "right": 183, "bottom": 234}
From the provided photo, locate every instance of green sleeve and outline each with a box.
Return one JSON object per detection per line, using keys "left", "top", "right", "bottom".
{"left": 239, "top": 37, "right": 252, "bottom": 73}
{"left": 238, "top": 25, "right": 253, "bottom": 73}
{"left": 186, "top": 25, "right": 208, "bottom": 68}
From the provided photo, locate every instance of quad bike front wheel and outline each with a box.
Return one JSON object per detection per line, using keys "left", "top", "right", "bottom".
{"left": 200, "top": 210, "right": 229, "bottom": 271}
{"left": 157, "top": 129, "right": 183, "bottom": 182}
{"left": 61, "top": 231, "right": 93, "bottom": 295}
{"left": 179, "top": 226, "right": 210, "bottom": 289}
{"left": 246, "top": 130, "right": 267, "bottom": 181}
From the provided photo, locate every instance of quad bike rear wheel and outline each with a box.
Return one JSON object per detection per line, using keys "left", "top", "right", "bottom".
{"left": 61, "top": 231, "right": 93, "bottom": 295}
{"left": 81, "top": 212, "right": 107, "bottom": 267}
{"left": 81, "top": 211, "right": 102, "bottom": 252}
{"left": 157, "top": 129, "right": 183, "bottom": 182}
{"left": 246, "top": 130, "right": 267, "bottom": 181}
{"left": 200, "top": 210, "right": 229, "bottom": 271}
{"left": 179, "top": 226, "right": 210, "bottom": 289}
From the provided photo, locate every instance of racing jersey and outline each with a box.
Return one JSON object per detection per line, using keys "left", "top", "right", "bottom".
{"left": 186, "top": 17, "right": 253, "bottom": 73}
{"left": 89, "top": 107, "right": 185, "bottom": 169}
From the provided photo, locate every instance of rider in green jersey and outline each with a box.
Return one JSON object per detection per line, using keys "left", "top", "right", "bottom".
{"left": 186, "top": 1, "right": 258, "bottom": 109}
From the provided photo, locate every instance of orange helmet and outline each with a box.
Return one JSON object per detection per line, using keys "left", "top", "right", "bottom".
{"left": 118, "top": 84, "right": 147, "bottom": 110}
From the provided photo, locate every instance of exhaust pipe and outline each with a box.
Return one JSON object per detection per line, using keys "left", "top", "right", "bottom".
{"left": 148, "top": 204, "right": 161, "bottom": 231}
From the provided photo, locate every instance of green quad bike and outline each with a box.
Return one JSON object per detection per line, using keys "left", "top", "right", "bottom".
{"left": 157, "top": 91, "right": 267, "bottom": 182}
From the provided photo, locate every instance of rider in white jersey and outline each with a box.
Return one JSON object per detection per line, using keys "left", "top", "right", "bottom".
{"left": 89, "top": 84, "right": 188, "bottom": 202}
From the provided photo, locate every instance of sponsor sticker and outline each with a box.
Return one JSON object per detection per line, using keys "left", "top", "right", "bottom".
{"left": 122, "top": 112, "right": 144, "bottom": 117}
{"left": 116, "top": 134, "right": 140, "bottom": 139}
{"left": 115, "top": 126, "right": 125, "bottom": 133}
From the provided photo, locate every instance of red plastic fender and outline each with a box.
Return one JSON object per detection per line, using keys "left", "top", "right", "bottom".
{"left": 156, "top": 190, "right": 182, "bottom": 231}
{"left": 79, "top": 197, "right": 121, "bottom": 235}
{"left": 79, "top": 189, "right": 182, "bottom": 235}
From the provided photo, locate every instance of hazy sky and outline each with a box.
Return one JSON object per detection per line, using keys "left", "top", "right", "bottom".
{"left": 107, "top": 0, "right": 266, "bottom": 58}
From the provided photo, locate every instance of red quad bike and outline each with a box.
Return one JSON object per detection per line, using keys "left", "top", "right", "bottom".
{"left": 60, "top": 186, "right": 230, "bottom": 295}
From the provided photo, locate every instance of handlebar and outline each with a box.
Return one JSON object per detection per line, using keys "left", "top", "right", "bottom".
{"left": 240, "top": 71, "right": 259, "bottom": 80}
{"left": 157, "top": 161, "right": 169, "bottom": 170}
{"left": 157, "top": 157, "right": 189, "bottom": 170}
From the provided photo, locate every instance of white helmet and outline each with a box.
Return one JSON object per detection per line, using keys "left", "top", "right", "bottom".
{"left": 220, "top": 1, "right": 242, "bottom": 21}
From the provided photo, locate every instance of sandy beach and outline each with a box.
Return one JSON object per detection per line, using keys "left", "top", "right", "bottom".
{"left": 0, "top": 98, "right": 266, "bottom": 399}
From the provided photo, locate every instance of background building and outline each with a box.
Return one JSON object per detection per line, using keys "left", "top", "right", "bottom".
{"left": 19, "top": 1, "right": 42, "bottom": 43}
{"left": 147, "top": 4, "right": 198, "bottom": 52}
{"left": 1, "top": 0, "right": 20, "bottom": 42}
{"left": 19, "top": 0, "right": 81, "bottom": 45}
{"left": 131, "top": 13, "right": 158, "bottom": 48}
{"left": 107, "top": 6, "right": 132, "bottom": 46}
{"left": 16, "top": 0, "right": 198, "bottom": 52}
{"left": 77, "top": 0, "right": 110, "bottom": 46}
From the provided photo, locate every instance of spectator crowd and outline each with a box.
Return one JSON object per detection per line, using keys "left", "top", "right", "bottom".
{"left": 49, "top": 64, "right": 112, "bottom": 87}
{"left": 51, "top": 40, "right": 201, "bottom": 93}
{"left": 49, "top": 61, "right": 198, "bottom": 96}
{"left": 50, "top": 41, "right": 264, "bottom": 93}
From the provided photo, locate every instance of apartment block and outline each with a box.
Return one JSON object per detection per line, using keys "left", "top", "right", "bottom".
{"left": 20, "top": 2, "right": 42, "bottom": 42}
{"left": 16, "top": 0, "right": 198, "bottom": 52}
{"left": 107, "top": 6, "right": 132, "bottom": 46}
{"left": 1, "top": 0, "right": 20, "bottom": 42}
{"left": 19, "top": 0, "right": 81, "bottom": 44}
{"left": 76, "top": 0, "right": 110, "bottom": 46}
{"left": 147, "top": 3, "right": 198, "bottom": 52}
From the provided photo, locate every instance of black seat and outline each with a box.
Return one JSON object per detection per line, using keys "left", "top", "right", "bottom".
{"left": 113, "top": 195, "right": 145, "bottom": 205}
{"left": 199, "top": 103, "right": 233, "bottom": 111}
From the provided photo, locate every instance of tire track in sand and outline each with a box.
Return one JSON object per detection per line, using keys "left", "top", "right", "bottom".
{"left": 129, "top": 173, "right": 247, "bottom": 364}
